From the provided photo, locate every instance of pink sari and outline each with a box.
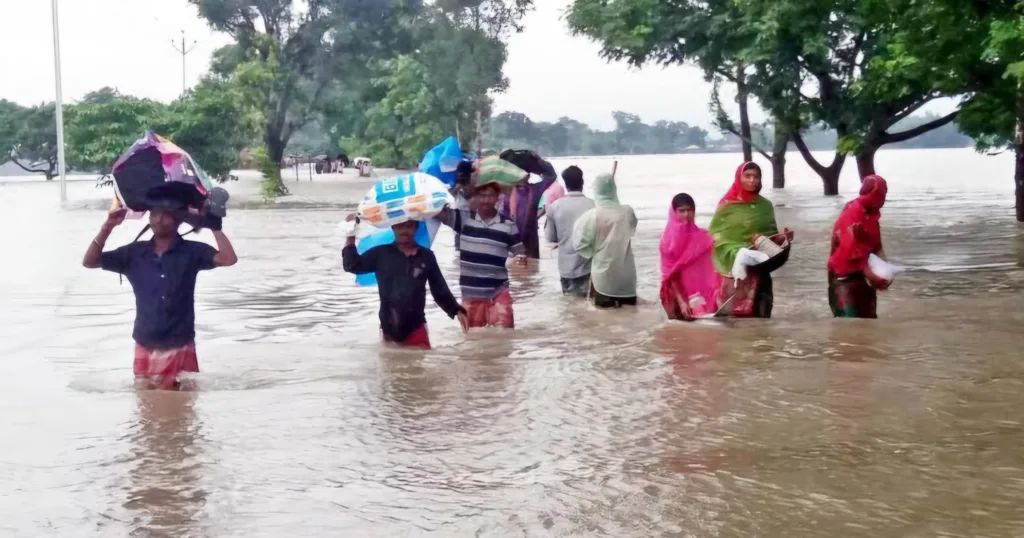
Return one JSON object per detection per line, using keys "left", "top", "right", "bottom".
{"left": 659, "top": 209, "right": 720, "bottom": 320}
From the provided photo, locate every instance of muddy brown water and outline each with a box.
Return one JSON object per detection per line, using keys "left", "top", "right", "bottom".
{"left": 2, "top": 149, "right": 1024, "bottom": 537}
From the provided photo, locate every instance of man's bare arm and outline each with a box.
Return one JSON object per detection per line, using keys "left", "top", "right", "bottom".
{"left": 212, "top": 230, "right": 238, "bottom": 267}
{"left": 83, "top": 208, "right": 126, "bottom": 269}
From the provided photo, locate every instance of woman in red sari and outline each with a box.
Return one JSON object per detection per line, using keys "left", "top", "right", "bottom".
{"left": 660, "top": 193, "right": 720, "bottom": 320}
{"left": 827, "top": 174, "right": 890, "bottom": 318}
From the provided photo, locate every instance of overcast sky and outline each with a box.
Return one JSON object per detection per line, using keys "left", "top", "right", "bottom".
{"left": 0, "top": 1, "right": 949, "bottom": 132}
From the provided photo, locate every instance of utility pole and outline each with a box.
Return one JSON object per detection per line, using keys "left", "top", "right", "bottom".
{"left": 170, "top": 30, "right": 197, "bottom": 95}
{"left": 51, "top": 0, "right": 67, "bottom": 203}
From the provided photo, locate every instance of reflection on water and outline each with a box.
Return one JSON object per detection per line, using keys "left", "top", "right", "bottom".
{"left": 3, "top": 149, "right": 1024, "bottom": 536}
{"left": 125, "top": 392, "right": 205, "bottom": 536}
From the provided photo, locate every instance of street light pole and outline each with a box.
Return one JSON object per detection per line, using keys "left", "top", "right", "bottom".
{"left": 171, "top": 30, "right": 198, "bottom": 95}
{"left": 51, "top": 0, "right": 67, "bottom": 203}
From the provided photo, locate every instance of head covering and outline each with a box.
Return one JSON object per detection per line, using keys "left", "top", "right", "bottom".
{"left": 571, "top": 175, "right": 637, "bottom": 298}
{"left": 593, "top": 173, "right": 619, "bottom": 207}
{"left": 661, "top": 196, "right": 714, "bottom": 279}
{"left": 719, "top": 162, "right": 762, "bottom": 207}
{"left": 660, "top": 196, "right": 719, "bottom": 319}
{"left": 143, "top": 182, "right": 206, "bottom": 216}
{"left": 827, "top": 175, "right": 888, "bottom": 276}
{"left": 858, "top": 174, "right": 888, "bottom": 212}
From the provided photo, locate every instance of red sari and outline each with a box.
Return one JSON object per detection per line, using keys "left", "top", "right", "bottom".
{"left": 827, "top": 175, "right": 887, "bottom": 318}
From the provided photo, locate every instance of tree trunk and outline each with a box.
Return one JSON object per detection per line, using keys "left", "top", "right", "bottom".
{"left": 771, "top": 127, "right": 788, "bottom": 189}
{"left": 822, "top": 168, "right": 841, "bottom": 196}
{"left": 791, "top": 131, "right": 845, "bottom": 195}
{"left": 736, "top": 65, "right": 753, "bottom": 162}
{"left": 1016, "top": 105, "right": 1024, "bottom": 222}
{"left": 856, "top": 143, "right": 878, "bottom": 179}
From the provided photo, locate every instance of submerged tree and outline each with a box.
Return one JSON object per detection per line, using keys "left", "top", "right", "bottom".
{"left": 740, "top": 0, "right": 982, "bottom": 193}
{"left": 567, "top": 0, "right": 799, "bottom": 186}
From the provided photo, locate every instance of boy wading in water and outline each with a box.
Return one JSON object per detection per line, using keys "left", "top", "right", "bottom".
{"left": 439, "top": 182, "right": 527, "bottom": 329}
{"left": 82, "top": 183, "right": 238, "bottom": 390}
{"left": 342, "top": 217, "right": 468, "bottom": 349}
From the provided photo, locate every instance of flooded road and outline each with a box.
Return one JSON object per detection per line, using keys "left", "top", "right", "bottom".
{"left": 3, "top": 148, "right": 1024, "bottom": 536}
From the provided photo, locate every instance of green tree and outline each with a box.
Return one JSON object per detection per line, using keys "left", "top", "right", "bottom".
{"left": 167, "top": 78, "right": 260, "bottom": 181}
{"left": 956, "top": 6, "right": 1024, "bottom": 221}
{"left": 0, "top": 101, "right": 63, "bottom": 180}
{"left": 435, "top": 0, "right": 534, "bottom": 149}
{"left": 191, "top": 0, "right": 420, "bottom": 196}
{"left": 740, "top": 0, "right": 981, "bottom": 193}
{"left": 567, "top": 0, "right": 802, "bottom": 187}
{"left": 343, "top": 55, "right": 446, "bottom": 168}
{"left": 65, "top": 92, "right": 171, "bottom": 179}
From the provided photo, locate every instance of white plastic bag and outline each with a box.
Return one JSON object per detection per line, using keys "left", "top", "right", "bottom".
{"left": 867, "top": 254, "right": 901, "bottom": 282}
{"left": 731, "top": 248, "right": 771, "bottom": 280}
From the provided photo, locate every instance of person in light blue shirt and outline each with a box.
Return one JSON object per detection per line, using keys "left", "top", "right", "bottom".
{"left": 543, "top": 166, "right": 596, "bottom": 297}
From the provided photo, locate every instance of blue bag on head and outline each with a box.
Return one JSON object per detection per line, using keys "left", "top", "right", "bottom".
{"left": 418, "top": 136, "right": 464, "bottom": 187}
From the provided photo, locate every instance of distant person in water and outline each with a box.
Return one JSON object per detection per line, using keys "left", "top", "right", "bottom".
{"left": 342, "top": 217, "right": 467, "bottom": 349}
{"left": 572, "top": 173, "right": 638, "bottom": 308}
{"left": 500, "top": 150, "right": 557, "bottom": 259}
{"left": 660, "top": 193, "right": 720, "bottom": 320}
{"left": 82, "top": 183, "right": 238, "bottom": 390}
{"left": 828, "top": 174, "right": 891, "bottom": 318}
{"left": 544, "top": 166, "right": 595, "bottom": 297}
{"left": 439, "top": 182, "right": 527, "bottom": 329}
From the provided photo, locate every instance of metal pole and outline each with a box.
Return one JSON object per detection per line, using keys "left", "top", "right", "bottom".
{"left": 171, "top": 30, "right": 197, "bottom": 96}
{"left": 51, "top": 0, "right": 67, "bottom": 204}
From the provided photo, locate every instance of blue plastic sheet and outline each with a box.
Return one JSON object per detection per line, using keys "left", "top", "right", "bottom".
{"left": 354, "top": 218, "right": 441, "bottom": 286}
{"left": 418, "top": 136, "right": 464, "bottom": 187}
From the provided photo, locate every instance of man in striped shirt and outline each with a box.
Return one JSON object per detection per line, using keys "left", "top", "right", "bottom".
{"left": 441, "top": 182, "right": 526, "bottom": 329}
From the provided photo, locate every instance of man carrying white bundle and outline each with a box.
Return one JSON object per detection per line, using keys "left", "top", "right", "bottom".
{"left": 342, "top": 216, "right": 468, "bottom": 349}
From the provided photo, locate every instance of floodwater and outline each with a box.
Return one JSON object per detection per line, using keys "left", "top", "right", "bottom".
{"left": 3, "top": 148, "right": 1024, "bottom": 537}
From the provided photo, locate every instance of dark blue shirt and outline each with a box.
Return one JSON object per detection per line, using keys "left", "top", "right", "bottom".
{"left": 101, "top": 239, "right": 218, "bottom": 349}
{"left": 342, "top": 243, "right": 463, "bottom": 342}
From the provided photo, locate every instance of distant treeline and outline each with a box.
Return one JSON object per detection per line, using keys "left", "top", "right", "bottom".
{"left": 481, "top": 110, "right": 974, "bottom": 158}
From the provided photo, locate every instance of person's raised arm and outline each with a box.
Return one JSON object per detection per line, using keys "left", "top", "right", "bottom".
{"left": 340, "top": 215, "right": 378, "bottom": 274}
{"left": 83, "top": 207, "right": 127, "bottom": 269}
{"left": 210, "top": 223, "right": 238, "bottom": 267}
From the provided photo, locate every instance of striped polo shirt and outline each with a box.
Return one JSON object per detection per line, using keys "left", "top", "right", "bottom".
{"left": 446, "top": 209, "right": 524, "bottom": 299}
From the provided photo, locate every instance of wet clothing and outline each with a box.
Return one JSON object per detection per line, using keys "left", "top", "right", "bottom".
{"left": 463, "top": 287, "right": 515, "bottom": 329}
{"left": 544, "top": 192, "right": 595, "bottom": 281}
{"left": 827, "top": 175, "right": 888, "bottom": 319}
{"left": 828, "top": 175, "right": 887, "bottom": 277}
{"left": 342, "top": 243, "right": 464, "bottom": 343}
{"left": 660, "top": 203, "right": 719, "bottom": 320}
{"left": 134, "top": 342, "right": 199, "bottom": 390}
{"left": 708, "top": 162, "right": 779, "bottom": 276}
{"left": 590, "top": 285, "right": 637, "bottom": 309}
{"left": 383, "top": 324, "right": 432, "bottom": 349}
{"left": 708, "top": 162, "right": 781, "bottom": 319}
{"left": 444, "top": 209, "right": 524, "bottom": 300}
{"left": 828, "top": 273, "right": 877, "bottom": 318}
{"left": 503, "top": 171, "right": 557, "bottom": 259}
{"left": 560, "top": 275, "right": 591, "bottom": 297}
{"left": 100, "top": 238, "right": 217, "bottom": 349}
{"left": 572, "top": 174, "right": 638, "bottom": 300}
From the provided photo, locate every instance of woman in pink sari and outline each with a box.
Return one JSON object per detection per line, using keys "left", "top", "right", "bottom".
{"left": 660, "top": 193, "right": 721, "bottom": 320}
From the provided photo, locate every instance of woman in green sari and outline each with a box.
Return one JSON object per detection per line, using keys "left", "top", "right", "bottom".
{"left": 708, "top": 162, "right": 793, "bottom": 318}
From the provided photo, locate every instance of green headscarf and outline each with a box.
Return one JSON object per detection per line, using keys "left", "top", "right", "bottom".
{"left": 593, "top": 173, "right": 619, "bottom": 207}
{"left": 708, "top": 197, "right": 778, "bottom": 276}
